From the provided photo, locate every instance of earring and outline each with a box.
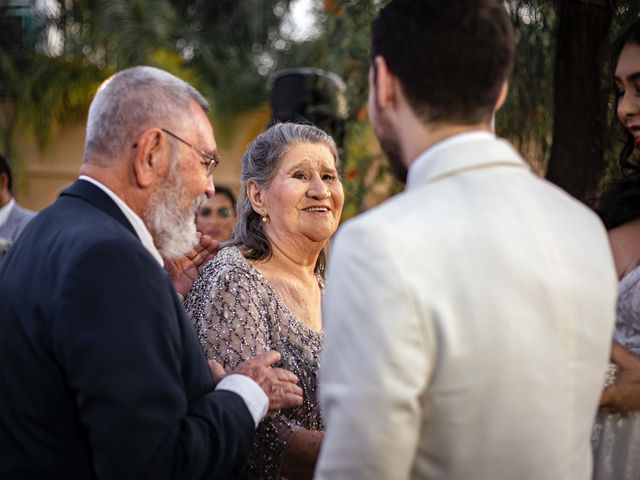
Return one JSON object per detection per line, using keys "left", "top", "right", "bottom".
{"left": 261, "top": 212, "right": 269, "bottom": 223}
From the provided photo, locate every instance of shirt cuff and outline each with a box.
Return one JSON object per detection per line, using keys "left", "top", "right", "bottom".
{"left": 216, "top": 374, "right": 269, "bottom": 427}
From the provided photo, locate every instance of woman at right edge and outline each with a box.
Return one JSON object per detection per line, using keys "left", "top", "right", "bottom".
{"left": 593, "top": 19, "right": 640, "bottom": 480}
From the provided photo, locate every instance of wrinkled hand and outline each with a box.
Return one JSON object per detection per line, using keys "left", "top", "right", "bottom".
{"left": 164, "top": 233, "right": 219, "bottom": 297}
{"left": 208, "top": 350, "right": 303, "bottom": 415}
{"left": 600, "top": 342, "right": 640, "bottom": 413}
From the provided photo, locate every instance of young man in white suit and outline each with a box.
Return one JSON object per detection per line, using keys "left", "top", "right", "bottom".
{"left": 316, "top": 1, "right": 617, "bottom": 479}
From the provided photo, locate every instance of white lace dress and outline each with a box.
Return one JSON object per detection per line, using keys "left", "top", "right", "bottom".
{"left": 592, "top": 265, "right": 640, "bottom": 479}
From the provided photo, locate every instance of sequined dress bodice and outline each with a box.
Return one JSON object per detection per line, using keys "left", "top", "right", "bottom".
{"left": 184, "top": 246, "right": 324, "bottom": 479}
{"left": 592, "top": 265, "right": 640, "bottom": 479}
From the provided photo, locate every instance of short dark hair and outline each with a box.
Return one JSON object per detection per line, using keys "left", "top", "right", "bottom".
{"left": 213, "top": 184, "right": 236, "bottom": 211}
{"left": 371, "top": 0, "right": 515, "bottom": 125}
{"left": 0, "top": 155, "right": 13, "bottom": 192}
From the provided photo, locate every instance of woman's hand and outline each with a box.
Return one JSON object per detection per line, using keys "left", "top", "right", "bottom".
{"left": 600, "top": 342, "right": 640, "bottom": 413}
{"left": 164, "top": 233, "right": 219, "bottom": 297}
{"left": 281, "top": 428, "right": 324, "bottom": 480}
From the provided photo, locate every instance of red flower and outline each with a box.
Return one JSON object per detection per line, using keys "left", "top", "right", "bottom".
{"left": 357, "top": 105, "right": 367, "bottom": 122}
{"left": 323, "top": 0, "right": 342, "bottom": 15}
{"left": 345, "top": 168, "right": 358, "bottom": 180}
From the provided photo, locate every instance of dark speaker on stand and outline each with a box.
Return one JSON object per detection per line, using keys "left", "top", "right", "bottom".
{"left": 269, "top": 68, "right": 348, "bottom": 160}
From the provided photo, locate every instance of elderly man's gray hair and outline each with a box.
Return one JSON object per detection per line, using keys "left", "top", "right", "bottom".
{"left": 84, "top": 66, "right": 209, "bottom": 165}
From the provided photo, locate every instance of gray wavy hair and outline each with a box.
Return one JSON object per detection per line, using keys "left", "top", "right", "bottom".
{"left": 84, "top": 66, "right": 208, "bottom": 165}
{"left": 226, "top": 122, "right": 340, "bottom": 278}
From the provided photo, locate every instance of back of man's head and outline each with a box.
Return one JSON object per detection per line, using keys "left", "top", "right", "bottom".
{"left": 371, "top": 0, "right": 515, "bottom": 126}
{"left": 84, "top": 66, "right": 209, "bottom": 166}
{"left": 0, "top": 155, "right": 13, "bottom": 194}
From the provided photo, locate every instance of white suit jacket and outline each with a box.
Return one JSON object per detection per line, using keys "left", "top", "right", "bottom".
{"left": 316, "top": 133, "right": 617, "bottom": 480}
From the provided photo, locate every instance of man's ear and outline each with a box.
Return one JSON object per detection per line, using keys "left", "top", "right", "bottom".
{"left": 372, "top": 55, "right": 397, "bottom": 110}
{"left": 132, "top": 129, "right": 167, "bottom": 188}
{"left": 246, "top": 179, "right": 266, "bottom": 215}
{"left": 495, "top": 80, "right": 509, "bottom": 112}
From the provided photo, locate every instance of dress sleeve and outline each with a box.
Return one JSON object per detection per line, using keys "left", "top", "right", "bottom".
{"left": 186, "top": 259, "right": 297, "bottom": 479}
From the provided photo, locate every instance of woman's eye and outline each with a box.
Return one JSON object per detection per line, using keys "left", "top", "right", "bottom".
{"left": 292, "top": 172, "right": 306, "bottom": 180}
{"left": 322, "top": 174, "right": 336, "bottom": 181}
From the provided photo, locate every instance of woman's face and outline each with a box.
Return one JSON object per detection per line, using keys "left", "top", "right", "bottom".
{"left": 260, "top": 142, "right": 344, "bottom": 247}
{"left": 195, "top": 192, "right": 236, "bottom": 242}
{"left": 615, "top": 41, "right": 640, "bottom": 148}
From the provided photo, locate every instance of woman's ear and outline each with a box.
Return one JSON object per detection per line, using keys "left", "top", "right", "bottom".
{"left": 132, "top": 129, "right": 167, "bottom": 188}
{"left": 247, "top": 179, "right": 266, "bottom": 214}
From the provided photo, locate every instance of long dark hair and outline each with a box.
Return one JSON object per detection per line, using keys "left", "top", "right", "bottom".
{"left": 597, "top": 20, "right": 640, "bottom": 230}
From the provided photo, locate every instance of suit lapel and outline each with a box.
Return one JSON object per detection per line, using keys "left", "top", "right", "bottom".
{"left": 60, "top": 180, "right": 138, "bottom": 238}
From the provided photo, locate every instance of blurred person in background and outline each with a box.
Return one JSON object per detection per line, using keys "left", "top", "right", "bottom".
{"left": 195, "top": 184, "right": 236, "bottom": 242}
{"left": 0, "top": 154, "right": 36, "bottom": 243}
{"left": 185, "top": 122, "right": 344, "bottom": 479}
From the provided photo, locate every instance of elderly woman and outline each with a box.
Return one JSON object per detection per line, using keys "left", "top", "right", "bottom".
{"left": 184, "top": 122, "right": 344, "bottom": 479}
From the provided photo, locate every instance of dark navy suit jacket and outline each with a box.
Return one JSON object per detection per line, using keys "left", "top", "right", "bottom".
{"left": 0, "top": 180, "right": 254, "bottom": 479}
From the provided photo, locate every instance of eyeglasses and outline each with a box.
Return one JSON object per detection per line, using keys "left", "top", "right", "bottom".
{"left": 161, "top": 128, "right": 220, "bottom": 176}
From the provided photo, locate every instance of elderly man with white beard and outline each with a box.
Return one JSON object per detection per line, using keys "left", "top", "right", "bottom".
{"left": 0, "top": 66, "right": 303, "bottom": 480}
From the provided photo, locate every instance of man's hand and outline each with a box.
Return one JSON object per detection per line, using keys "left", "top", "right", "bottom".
{"left": 164, "top": 233, "right": 219, "bottom": 297}
{"left": 600, "top": 342, "right": 640, "bottom": 413}
{"left": 209, "top": 351, "right": 304, "bottom": 415}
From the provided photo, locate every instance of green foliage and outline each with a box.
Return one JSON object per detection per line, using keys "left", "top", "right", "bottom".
{"left": 0, "top": 0, "right": 294, "bottom": 156}
{"left": 498, "top": 0, "right": 556, "bottom": 174}
{"left": 172, "top": 0, "right": 294, "bottom": 115}
{"left": 3, "top": 0, "right": 640, "bottom": 212}
{"left": 275, "top": 0, "right": 398, "bottom": 218}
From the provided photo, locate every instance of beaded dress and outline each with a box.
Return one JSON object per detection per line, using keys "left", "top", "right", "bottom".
{"left": 592, "top": 264, "right": 640, "bottom": 479}
{"left": 184, "top": 246, "right": 324, "bottom": 479}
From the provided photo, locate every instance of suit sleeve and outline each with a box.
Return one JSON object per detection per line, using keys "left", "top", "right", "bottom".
{"left": 315, "top": 221, "right": 436, "bottom": 480}
{"left": 50, "top": 238, "right": 254, "bottom": 480}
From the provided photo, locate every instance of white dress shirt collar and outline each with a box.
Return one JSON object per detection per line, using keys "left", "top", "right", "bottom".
{"left": 78, "top": 175, "right": 164, "bottom": 267}
{"left": 407, "top": 130, "right": 496, "bottom": 185}
{"left": 0, "top": 197, "right": 15, "bottom": 229}
{"left": 406, "top": 130, "right": 526, "bottom": 189}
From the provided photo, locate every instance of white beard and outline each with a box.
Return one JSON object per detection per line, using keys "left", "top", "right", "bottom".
{"left": 144, "top": 160, "right": 204, "bottom": 258}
